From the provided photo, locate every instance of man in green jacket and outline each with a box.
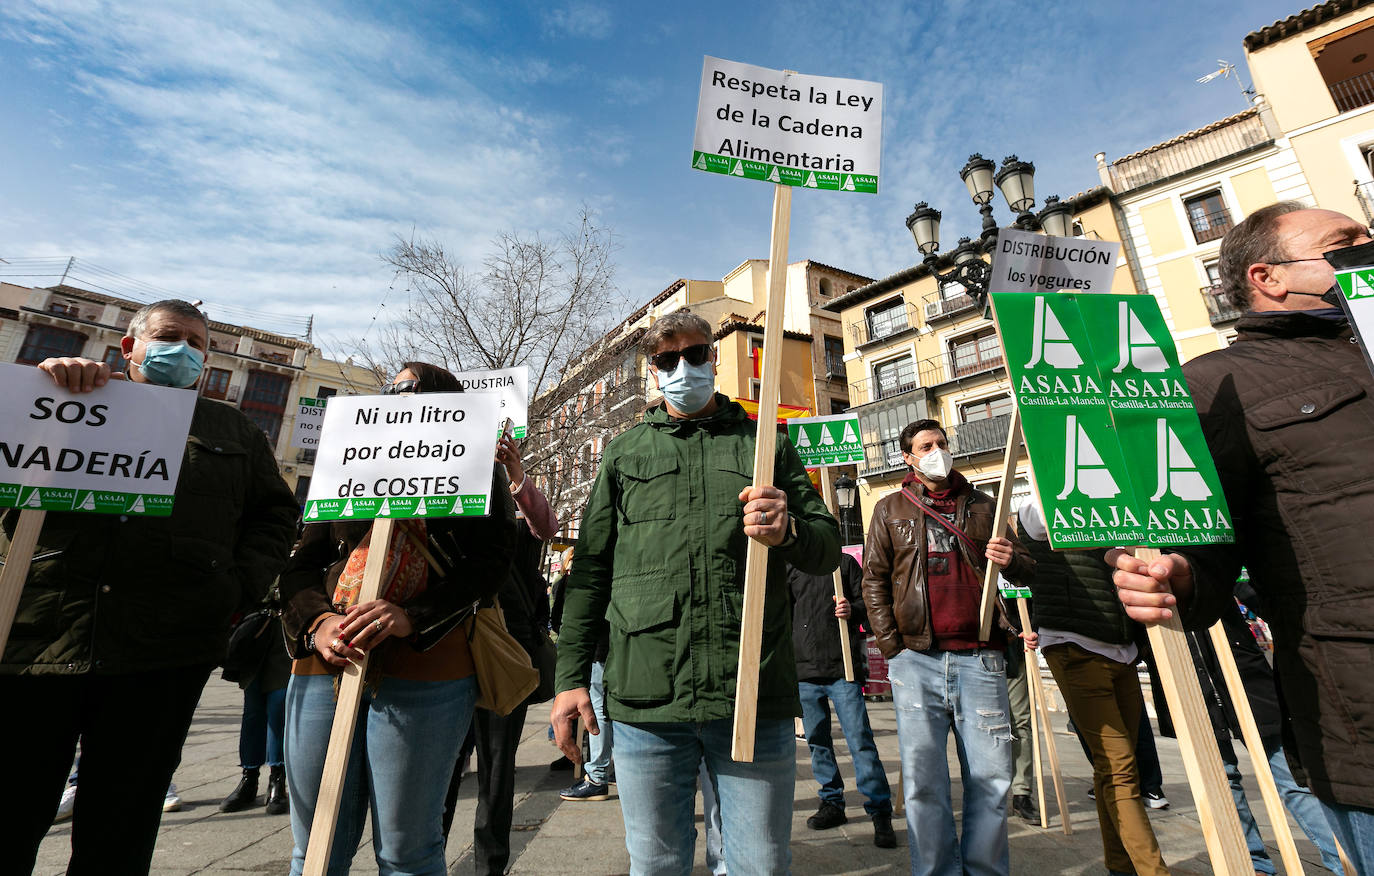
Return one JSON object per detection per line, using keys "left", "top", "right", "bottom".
{"left": 0, "top": 299, "right": 299, "bottom": 875}
{"left": 551, "top": 311, "right": 840, "bottom": 875}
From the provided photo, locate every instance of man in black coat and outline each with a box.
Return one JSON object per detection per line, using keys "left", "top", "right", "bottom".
{"left": 788, "top": 554, "right": 896, "bottom": 849}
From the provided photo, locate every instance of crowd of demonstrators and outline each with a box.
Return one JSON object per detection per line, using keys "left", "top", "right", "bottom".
{"left": 1018, "top": 499, "right": 1170, "bottom": 876}
{"left": 549, "top": 311, "right": 840, "bottom": 875}
{"left": 2, "top": 299, "right": 300, "bottom": 874}
{"left": 862, "top": 419, "right": 1034, "bottom": 876}
{"left": 1111, "top": 203, "right": 1374, "bottom": 873}
{"left": 787, "top": 553, "right": 896, "bottom": 848}
{"left": 440, "top": 434, "right": 561, "bottom": 875}
{"left": 279, "top": 362, "right": 517, "bottom": 876}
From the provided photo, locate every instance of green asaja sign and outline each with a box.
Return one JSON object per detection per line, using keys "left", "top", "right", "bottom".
{"left": 991, "top": 293, "right": 1233, "bottom": 550}
{"left": 786, "top": 413, "right": 864, "bottom": 467}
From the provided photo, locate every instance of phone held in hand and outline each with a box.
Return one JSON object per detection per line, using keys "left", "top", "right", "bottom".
{"left": 500, "top": 417, "right": 514, "bottom": 440}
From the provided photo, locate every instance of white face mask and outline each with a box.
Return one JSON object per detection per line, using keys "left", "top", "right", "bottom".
{"left": 916, "top": 448, "right": 953, "bottom": 480}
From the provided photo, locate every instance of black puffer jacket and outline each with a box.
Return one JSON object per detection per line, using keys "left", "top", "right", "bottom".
{"left": 789, "top": 553, "right": 866, "bottom": 683}
{"left": 1017, "top": 518, "right": 1132, "bottom": 645}
{"left": 1175, "top": 310, "right": 1374, "bottom": 809}
{"left": 1, "top": 397, "right": 298, "bottom": 675}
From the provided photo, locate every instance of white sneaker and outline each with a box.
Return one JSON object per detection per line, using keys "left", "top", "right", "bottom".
{"left": 163, "top": 783, "right": 182, "bottom": 812}
{"left": 1144, "top": 790, "right": 1170, "bottom": 810}
{"left": 54, "top": 784, "right": 77, "bottom": 822}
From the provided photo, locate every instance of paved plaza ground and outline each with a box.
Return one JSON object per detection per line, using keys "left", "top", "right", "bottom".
{"left": 32, "top": 674, "right": 1333, "bottom": 875}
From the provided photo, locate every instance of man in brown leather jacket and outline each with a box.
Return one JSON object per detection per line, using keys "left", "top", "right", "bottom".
{"left": 862, "top": 418, "right": 1032, "bottom": 876}
{"left": 1112, "top": 203, "right": 1374, "bottom": 874}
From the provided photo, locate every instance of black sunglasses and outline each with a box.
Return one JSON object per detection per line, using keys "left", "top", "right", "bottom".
{"left": 383, "top": 378, "right": 420, "bottom": 394}
{"left": 649, "top": 343, "right": 711, "bottom": 372}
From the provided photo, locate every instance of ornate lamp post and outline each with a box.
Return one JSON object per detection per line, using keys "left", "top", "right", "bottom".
{"left": 833, "top": 473, "right": 859, "bottom": 545}
{"left": 905, "top": 154, "right": 1076, "bottom": 307}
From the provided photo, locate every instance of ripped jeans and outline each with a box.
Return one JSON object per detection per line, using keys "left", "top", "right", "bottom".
{"left": 887, "top": 647, "right": 1012, "bottom": 876}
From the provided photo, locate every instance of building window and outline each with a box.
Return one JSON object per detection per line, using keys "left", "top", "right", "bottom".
{"left": 241, "top": 370, "right": 291, "bottom": 443}
{"left": 203, "top": 367, "right": 232, "bottom": 400}
{"left": 949, "top": 329, "right": 1002, "bottom": 378}
{"left": 1184, "top": 190, "right": 1233, "bottom": 244}
{"left": 873, "top": 356, "right": 917, "bottom": 400}
{"left": 829, "top": 398, "right": 848, "bottom": 415}
{"left": 317, "top": 386, "right": 338, "bottom": 398}
{"left": 818, "top": 278, "right": 833, "bottom": 297}
{"left": 17, "top": 325, "right": 86, "bottom": 364}
{"left": 823, "top": 335, "right": 845, "bottom": 377}
{"left": 102, "top": 345, "right": 126, "bottom": 374}
{"left": 864, "top": 298, "right": 908, "bottom": 342}
{"left": 959, "top": 394, "right": 1013, "bottom": 422}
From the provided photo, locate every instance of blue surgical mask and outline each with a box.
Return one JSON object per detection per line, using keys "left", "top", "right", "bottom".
{"left": 136, "top": 340, "right": 205, "bottom": 388}
{"left": 657, "top": 358, "right": 716, "bottom": 415}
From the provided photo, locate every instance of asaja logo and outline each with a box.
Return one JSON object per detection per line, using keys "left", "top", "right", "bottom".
{"left": 1057, "top": 415, "right": 1120, "bottom": 500}
{"left": 1338, "top": 268, "right": 1374, "bottom": 300}
{"left": 1150, "top": 419, "right": 1211, "bottom": 501}
{"left": 1024, "top": 297, "right": 1085, "bottom": 370}
{"left": 1112, "top": 301, "right": 1168, "bottom": 373}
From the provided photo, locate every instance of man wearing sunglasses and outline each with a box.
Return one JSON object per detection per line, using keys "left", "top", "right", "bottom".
{"left": 1110, "top": 203, "right": 1374, "bottom": 873}
{"left": 551, "top": 310, "right": 840, "bottom": 874}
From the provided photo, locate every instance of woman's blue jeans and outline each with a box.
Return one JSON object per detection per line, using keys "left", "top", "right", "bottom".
{"left": 284, "top": 673, "right": 477, "bottom": 876}
{"left": 239, "top": 677, "right": 286, "bottom": 769}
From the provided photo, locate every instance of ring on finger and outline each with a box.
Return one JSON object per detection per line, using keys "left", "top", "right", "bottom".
{"left": 373, "top": 618, "right": 383, "bottom": 632}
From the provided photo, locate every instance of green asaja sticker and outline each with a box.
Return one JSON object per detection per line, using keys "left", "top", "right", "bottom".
{"left": 1336, "top": 268, "right": 1374, "bottom": 299}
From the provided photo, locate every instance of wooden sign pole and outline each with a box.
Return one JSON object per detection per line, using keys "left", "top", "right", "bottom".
{"left": 732, "top": 183, "right": 792, "bottom": 762}
{"left": 1024, "top": 607, "right": 1048, "bottom": 830}
{"left": 1017, "top": 598, "right": 1070, "bottom": 834}
{"left": 819, "top": 468, "right": 855, "bottom": 683}
{"left": 0, "top": 509, "right": 46, "bottom": 658}
{"left": 1207, "top": 621, "right": 1305, "bottom": 875}
{"left": 1136, "top": 550, "right": 1252, "bottom": 875}
{"left": 302, "top": 516, "right": 395, "bottom": 876}
{"left": 978, "top": 408, "right": 1021, "bottom": 641}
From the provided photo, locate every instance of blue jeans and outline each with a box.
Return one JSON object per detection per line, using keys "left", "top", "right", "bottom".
{"left": 613, "top": 718, "right": 794, "bottom": 876}
{"left": 1222, "top": 737, "right": 1348, "bottom": 875}
{"left": 699, "top": 758, "right": 726, "bottom": 876}
{"left": 1325, "top": 801, "right": 1374, "bottom": 876}
{"left": 799, "top": 678, "right": 893, "bottom": 816}
{"left": 586, "top": 661, "right": 613, "bottom": 785}
{"left": 888, "top": 648, "right": 1012, "bottom": 876}
{"left": 239, "top": 677, "right": 286, "bottom": 768}
{"left": 284, "top": 673, "right": 477, "bottom": 876}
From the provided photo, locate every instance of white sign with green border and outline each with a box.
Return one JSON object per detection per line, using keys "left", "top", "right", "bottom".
{"left": 992, "top": 292, "right": 1234, "bottom": 550}
{"left": 303, "top": 391, "right": 501, "bottom": 522}
{"left": 0, "top": 363, "right": 196, "bottom": 516}
{"left": 786, "top": 413, "right": 864, "bottom": 466}
{"left": 291, "top": 396, "right": 327, "bottom": 449}
{"left": 454, "top": 366, "right": 528, "bottom": 439}
{"left": 692, "top": 55, "right": 882, "bottom": 194}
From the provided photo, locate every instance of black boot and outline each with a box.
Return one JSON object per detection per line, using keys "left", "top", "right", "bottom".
{"left": 265, "top": 765, "right": 289, "bottom": 815}
{"left": 219, "top": 768, "right": 260, "bottom": 813}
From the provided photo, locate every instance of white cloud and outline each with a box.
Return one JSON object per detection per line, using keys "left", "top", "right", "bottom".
{"left": 543, "top": 2, "right": 613, "bottom": 40}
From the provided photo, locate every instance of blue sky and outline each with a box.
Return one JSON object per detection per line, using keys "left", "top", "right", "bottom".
{"left": 0, "top": 0, "right": 1304, "bottom": 352}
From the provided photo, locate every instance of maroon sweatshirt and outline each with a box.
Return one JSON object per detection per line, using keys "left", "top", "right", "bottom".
{"left": 902, "top": 471, "right": 986, "bottom": 651}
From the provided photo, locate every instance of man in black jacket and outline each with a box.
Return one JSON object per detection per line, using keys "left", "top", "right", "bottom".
{"left": 788, "top": 554, "right": 895, "bottom": 849}
{"left": 0, "top": 299, "right": 298, "bottom": 875}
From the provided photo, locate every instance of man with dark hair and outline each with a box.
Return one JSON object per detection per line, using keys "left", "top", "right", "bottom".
{"left": 863, "top": 419, "right": 1032, "bottom": 876}
{"left": 1, "top": 299, "right": 299, "bottom": 874}
{"left": 551, "top": 308, "right": 840, "bottom": 874}
{"left": 1112, "top": 204, "right": 1374, "bottom": 872}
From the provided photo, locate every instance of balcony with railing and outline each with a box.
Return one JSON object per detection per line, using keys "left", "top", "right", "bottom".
{"left": 848, "top": 350, "right": 1005, "bottom": 407}
{"left": 1329, "top": 69, "right": 1374, "bottom": 113}
{"left": 1356, "top": 180, "right": 1374, "bottom": 225}
{"left": 823, "top": 351, "right": 846, "bottom": 380}
{"left": 857, "top": 437, "right": 905, "bottom": 477}
{"left": 1201, "top": 284, "right": 1242, "bottom": 325}
{"left": 1188, "top": 207, "right": 1234, "bottom": 244}
{"left": 922, "top": 289, "right": 978, "bottom": 323}
{"left": 846, "top": 301, "right": 922, "bottom": 347}
{"left": 948, "top": 413, "right": 1016, "bottom": 459}
{"left": 1105, "top": 111, "right": 1270, "bottom": 193}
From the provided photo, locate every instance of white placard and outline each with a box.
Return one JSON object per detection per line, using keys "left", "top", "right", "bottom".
{"left": 454, "top": 366, "right": 528, "bottom": 439}
{"left": 303, "top": 392, "right": 502, "bottom": 521}
{"left": 691, "top": 55, "right": 882, "bottom": 194}
{"left": 991, "top": 227, "right": 1121, "bottom": 294}
{"left": 0, "top": 364, "right": 196, "bottom": 516}
{"left": 291, "top": 396, "right": 327, "bottom": 449}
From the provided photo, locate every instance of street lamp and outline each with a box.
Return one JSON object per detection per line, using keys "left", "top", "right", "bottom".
{"left": 905, "top": 153, "right": 1069, "bottom": 307}
{"left": 834, "top": 473, "right": 858, "bottom": 545}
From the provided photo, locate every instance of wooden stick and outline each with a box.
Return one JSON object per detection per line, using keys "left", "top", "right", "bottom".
{"left": 1019, "top": 598, "right": 1070, "bottom": 834}
{"left": 1024, "top": 623, "right": 1049, "bottom": 830}
{"left": 1137, "top": 548, "right": 1251, "bottom": 875}
{"left": 575, "top": 718, "right": 587, "bottom": 781}
{"left": 732, "top": 183, "right": 792, "bottom": 763}
{"left": 1336, "top": 839, "right": 1356, "bottom": 874}
{"left": 302, "top": 516, "right": 395, "bottom": 876}
{"left": 820, "top": 468, "right": 855, "bottom": 682}
{"left": 978, "top": 408, "right": 1022, "bottom": 641}
{"left": 0, "top": 509, "right": 45, "bottom": 659}
{"left": 1207, "top": 621, "right": 1305, "bottom": 875}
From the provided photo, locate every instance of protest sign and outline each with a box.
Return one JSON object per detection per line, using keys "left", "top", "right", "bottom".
{"left": 0, "top": 363, "right": 196, "bottom": 516}
{"left": 692, "top": 56, "right": 882, "bottom": 194}
{"left": 991, "top": 227, "right": 1119, "bottom": 294}
{"left": 992, "top": 292, "right": 1233, "bottom": 550}
{"left": 291, "top": 396, "right": 327, "bottom": 450}
{"left": 787, "top": 413, "right": 863, "bottom": 466}
{"left": 454, "top": 366, "right": 529, "bottom": 438}
{"left": 302, "top": 391, "right": 502, "bottom": 521}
